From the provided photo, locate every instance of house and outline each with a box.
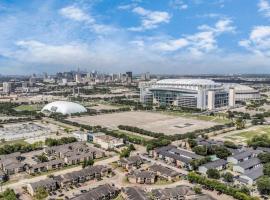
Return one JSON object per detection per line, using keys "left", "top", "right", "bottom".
{"left": 151, "top": 185, "right": 196, "bottom": 200}
{"left": 93, "top": 133, "right": 124, "bottom": 150}
{"left": 27, "top": 159, "right": 65, "bottom": 174}
{"left": 128, "top": 170, "right": 156, "bottom": 184}
{"left": 257, "top": 147, "right": 270, "bottom": 153}
{"left": 70, "top": 184, "right": 119, "bottom": 200}
{"left": 123, "top": 187, "right": 150, "bottom": 200}
{"left": 198, "top": 159, "right": 227, "bottom": 174}
{"left": 118, "top": 156, "right": 144, "bottom": 170}
{"left": 27, "top": 178, "right": 58, "bottom": 196}
{"left": 233, "top": 157, "right": 262, "bottom": 174}
{"left": 227, "top": 149, "right": 261, "bottom": 164}
{"left": 238, "top": 166, "right": 263, "bottom": 185}
{"left": 148, "top": 164, "right": 179, "bottom": 181}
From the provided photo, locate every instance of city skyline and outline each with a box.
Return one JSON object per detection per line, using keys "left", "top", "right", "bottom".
{"left": 0, "top": 0, "right": 270, "bottom": 75}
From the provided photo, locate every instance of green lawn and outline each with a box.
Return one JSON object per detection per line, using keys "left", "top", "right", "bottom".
{"left": 233, "top": 126, "right": 270, "bottom": 139}
{"left": 113, "top": 130, "right": 151, "bottom": 141}
{"left": 0, "top": 139, "right": 28, "bottom": 147}
{"left": 161, "top": 111, "right": 230, "bottom": 124}
{"left": 14, "top": 104, "right": 42, "bottom": 111}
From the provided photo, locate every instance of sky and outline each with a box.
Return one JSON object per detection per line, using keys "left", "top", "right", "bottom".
{"left": 0, "top": 0, "right": 270, "bottom": 75}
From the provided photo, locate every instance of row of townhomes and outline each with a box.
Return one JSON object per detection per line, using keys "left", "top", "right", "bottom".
{"left": 152, "top": 138, "right": 266, "bottom": 186}
{"left": 27, "top": 165, "right": 111, "bottom": 196}
{"left": 0, "top": 141, "right": 105, "bottom": 178}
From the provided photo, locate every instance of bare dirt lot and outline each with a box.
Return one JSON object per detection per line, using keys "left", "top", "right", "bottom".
{"left": 68, "top": 111, "right": 219, "bottom": 135}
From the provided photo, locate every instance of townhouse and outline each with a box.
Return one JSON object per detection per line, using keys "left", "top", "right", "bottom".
{"left": 118, "top": 155, "right": 144, "bottom": 170}
{"left": 27, "top": 159, "right": 65, "bottom": 174}
{"left": 71, "top": 184, "right": 119, "bottom": 200}
{"left": 238, "top": 166, "right": 263, "bottom": 185}
{"left": 27, "top": 178, "right": 58, "bottom": 196}
{"left": 227, "top": 149, "right": 261, "bottom": 165}
{"left": 123, "top": 187, "right": 150, "bottom": 200}
{"left": 198, "top": 159, "right": 227, "bottom": 175}
{"left": 233, "top": 157, "right": 262, "bottom": 174}
{"left": 148, "top": 164, "right": 179, "bottom": 182}
{"left": 128, "top": 170, "right": 156, "bottom": 184}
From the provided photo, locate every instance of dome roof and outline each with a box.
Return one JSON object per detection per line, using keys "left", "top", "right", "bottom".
{"left": 41, "top": 101, "right": 87, "bottom": 115}
{"left": 156, "top": 79, "right": 220, "bottom": 86}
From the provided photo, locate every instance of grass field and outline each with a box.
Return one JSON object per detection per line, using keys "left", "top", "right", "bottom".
{"left": 161, "top": 111, "right": 230, "bottom": 124}
{"left": 0, "top": 139, "right": 28, "bottom": 147}
{"left": 224, "top": 125, "right": 270, "bottom": 142}
{"left": 14, "top": 104, "right": 42, "bottom": 111}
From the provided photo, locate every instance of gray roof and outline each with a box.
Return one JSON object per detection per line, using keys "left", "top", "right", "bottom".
{"left": 133, "top": 170, "right": 156, "bottom": 179}
{"left": 242, "top": 166, "right": 263, "bottom": 181}
{"left": 152, "top": 185, "right": 195, "bottom": 200}
{"left": 148, "top": 164, "right": 179, "bottom": 177}
{"left": 169, "top": 148, "right": 203, "bottom": 160}
{"left": 29, "top": 178, "right": 57, "bottom": 190}
{"left": 257, "top": 147, "right": 270, "bottom": 153}
{"left": 159, "top": 151, "right": 192, "bottom": 164}
{"left": 237, "top": 158, "right": 261, "bottom": 170}
{"left": 191, "top": 194, "right": 216, "bottom": 200}
{"left": 124, "top": 187, "right": 150, "bottom": 200}
{"left": 232, "top": 150, "right": 261, "bottom": 160}
{"left": 71, "top": 184, "right": 118, "bottom": 200}
{"left": 200, "top": 159, "right": 227, "bottom": 169}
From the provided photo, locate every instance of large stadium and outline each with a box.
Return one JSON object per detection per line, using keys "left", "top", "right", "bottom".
{"left": 140, "top": 79, "right": 236, "bottom": 110}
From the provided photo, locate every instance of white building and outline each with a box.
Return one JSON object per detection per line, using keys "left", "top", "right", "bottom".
{"left": 41, "top": 101, "right": 87, "bottom": 115}
{"left": 72, "top": 131, "right": 88, "bottom": 141}
{"left": 93, "top": 132, "right": 124, "bottom": 150}
{"left": 2, "top": 82, "right": 12, "bottom": 94}
{"left": 140, "top": 79, "right": 235, "bottom": 110}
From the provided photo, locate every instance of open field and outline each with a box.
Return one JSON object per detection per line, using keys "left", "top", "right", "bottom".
{"left": 68, "top": 111, "right": 219, "bottom": 135}
{"left": 161, "top": 111, "right": 230, "bottom": 124}
{"left": 14, "top": 104, "right": 43, "bottom": 111}
{"left": 216, "top": 125, "right": 270, "bottom": 143}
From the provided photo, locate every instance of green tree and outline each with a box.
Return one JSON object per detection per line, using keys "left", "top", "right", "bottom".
{"left": 222, "top": 172, "right": 234, "bottom": 182}
{"left": 257, "top": 176, "right": 270, "bottom": 195}
{"left": 258, "top": 153, "right": 270, "bottom": 163}
{"left": 193, "top": 186, "right": 202, "bottom": 194}
{"left": 0, "top": 188, "right": 17, "bottom": 200}
{"left": 192, "top": 145, "right": 208, "bottom": 156}
{"left": 215, "top": 147, "right": 232, "bottom": 159}
{"left": 34, "top": 187, "right": 48, "bottom": 200}
{"left": 82, "top": 159, "right": 94, "bottom": 168}
{"left": 263, "top": 163, "right": 270, "bottom": 176}
{"left": 188, "top": 139, "right": 197, "bottom": 148}
{"left": 224, "top": 141, "right": 237, "bottom": 149}
{"left": 235, "top": 118, "right": 246, "bottom": 130}
{"left": 206, "top": 169, "right": 220, "bottom": 179}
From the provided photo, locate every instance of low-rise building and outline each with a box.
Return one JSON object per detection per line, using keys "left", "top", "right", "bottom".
{"left": 118, "top": 156, "right": 144, "bottom": 170}
{"left": 27, "top": 159, "right": 65, "bottom": 174}
{"left": 93, "top": 133, "right": 124, "bottom": 150}
{"left": 27, "top": 178, "right": 58, "bottom": 196}
{"left": 128, "top": 170, "right": 156, "bottom": 184}
{"left": 123, "top": 187, "right": 150, "bottom": 200}
{"left": 148, "top": 164, "right": 179, "bottom": 181}
{"left": 227, "top": 149, "right": 261, "bottom": 164}
{"left": 238, "top": 166, "right": 263, "bottom": 185}
{"left": 71, "top": 184, "right": 119, "bottom": 200}
{"left": 233, "top": 157, "right": 262, "bottom": 174}
{"left": 198, "top": 159, "right": 227, "bottom": 174}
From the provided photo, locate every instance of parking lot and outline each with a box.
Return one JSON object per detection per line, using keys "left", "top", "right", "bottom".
{"left": 68, "top": 111, "right": 218, "bottom": 135}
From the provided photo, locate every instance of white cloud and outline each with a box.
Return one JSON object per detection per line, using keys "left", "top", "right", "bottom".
{"left": 59, "top": 6, "right": 94, "bottom": 22}
{"left": 152, "top": 19, "right": 235, "bottom": 55}
{"left": 239, "top": 26, "right": 270, "bottom": 56}
{"left": 198, "top": 19, "right": 235, "bottom": 34}
{"left": 129, "top": 7, "right": 171, "bottom": 31}
{"left": 258, "top": 0, "right": 270, "bottom": 18}
{"left": 169, "top": 0, "right": 188, "bottom": 10}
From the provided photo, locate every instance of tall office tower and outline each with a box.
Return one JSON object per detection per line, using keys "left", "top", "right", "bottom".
{"left": 29, "top": 76, "right": 36, "bottom": 87}
{"left": 126, "top": 71, "right": 132, "bottom": 83}
{"left": 141, "top": 72, "right": 150, "bottom": 81}
{"left": 229, "top": 87, "right": 236, "bottom": 107}
{"left": 75, "top": 73, "right": 82, "bottom": 83}
{"left": 3, "top": 82, "right": 12, "bottom": 94}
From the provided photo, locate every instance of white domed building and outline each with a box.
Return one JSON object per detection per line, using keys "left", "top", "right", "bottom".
{"left": 41, "top": 101, "right": 87, "bottom": 115}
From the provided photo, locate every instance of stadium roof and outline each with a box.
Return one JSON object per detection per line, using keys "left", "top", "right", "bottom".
{"left": 156, "top": 79, "right": 220, "bottom": 86}
{"left": 41, "top": 101, "right": 87, "bottom": 115}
